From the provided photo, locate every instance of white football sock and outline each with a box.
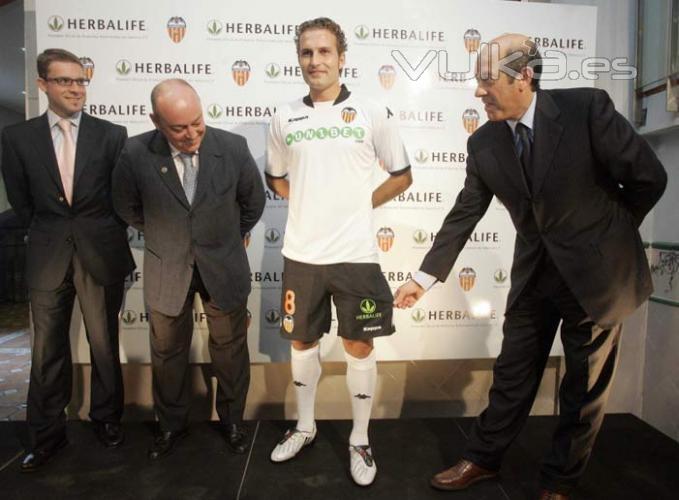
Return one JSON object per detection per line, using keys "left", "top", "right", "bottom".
{"left": 291, "top": 344, "right": 321, "bottom": 433}
{"left": 345, "top": 349, "right": 377, "bottom": 446}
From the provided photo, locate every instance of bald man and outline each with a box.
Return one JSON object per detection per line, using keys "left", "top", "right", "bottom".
{"left": 112, "top": 79, "right": 265, "bottom": 459}
{"left": 395, "top": 34, "right": 666, "bottom": 499}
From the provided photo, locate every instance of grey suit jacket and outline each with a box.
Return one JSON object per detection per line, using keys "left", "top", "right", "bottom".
{"left": 112, "top": 126, "right": 265, "bottom": 316}
{"left": 420, "top": 88, "right": 667, "bottom": 328}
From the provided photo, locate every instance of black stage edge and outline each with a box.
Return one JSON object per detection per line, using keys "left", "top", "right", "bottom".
{"left": 1, "top": 414, "right": 677, "bottom": 500}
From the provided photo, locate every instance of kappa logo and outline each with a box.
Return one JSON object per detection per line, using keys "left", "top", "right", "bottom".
{"left": 48, "top": 15, "right": 65, "bottom": 32}
{"left": 378, "top": 65, "right": 396, "bottom": 89}
{"left": 265, "top": 309, "right": 281, "bottom": 325}
{"left": 414, "top": 149, "right": 429, "bottom": 164}
{"left": 167, "top": 16, "right": 187, "bottom": 43}
{"left": 207, "top": 104, "right": 223, "bottom": 120}
{"left": 413, "top": 229, "right": 428, "bottom": 245}
{"left": 121, "top": 310, "right": 137, "bottom": 325}
{"left": 376, "top": 227, "right": 395, "bottom": 252}
{"left": 459, "top": 267, "right": 477, "bottom": 291}
{"left": 354, "top": 24, "right": 369, "bottom": 40}
{"left": 207, "top": 19, "right": 223, "bottom": 36}
{"left": 265, "top": 63, "right": 281, "bottom": 79}
{"left": 341, "top": 107, "right": 357, "bottom": 123}
{"left": 494, "top": 268, "right": 508, "bottom": 284}
{"left": 79, "top": 57, "right": 94, "bottom": 80}
{"left": 463, "top": 28, "right": 481, "bottom": 52}
{"left": 411, "top": 308, "right": 426, "bottom": 323}
{"left": 265, "top": 228, "right": 281, "bottom": 243}
{"left": 232, "top": 60, "right": 251, "bottom": 86}
{"left": 360, "top": 299, "right": 377, "bottom": 315}
{"left": 115, "top": 59, "right": 132, "bottom": 76}
{"left": 462, "top": 109, "right": 480, "bottom": 134}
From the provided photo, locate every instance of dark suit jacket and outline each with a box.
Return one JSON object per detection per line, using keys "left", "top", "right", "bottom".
{"left": 420, "top": 88, "right": 667, "bottom": 329}
{"left": 1, "top": 113, "right": 135, "bottom": 291}
{"left": 112, "top": 126, "right": 265, "bottom": 316}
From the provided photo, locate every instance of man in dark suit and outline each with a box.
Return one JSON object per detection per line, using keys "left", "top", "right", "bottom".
{"left": 1, "top": 49, "right": 134, "bottom": 471}
{"left": 394, "top": 34, "right": 667, "bottom": 499}
{"left": 112, "top": 79, "right": 265, "bottom": 459}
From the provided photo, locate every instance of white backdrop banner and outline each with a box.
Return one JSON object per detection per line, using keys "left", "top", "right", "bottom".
{"left": 34, "top": 0, "right": 597, "bottom": 362}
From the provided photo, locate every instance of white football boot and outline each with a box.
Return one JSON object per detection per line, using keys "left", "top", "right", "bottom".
{"left": 349, "top": 444, "right": 377, "bottom": 486}
{"left": 270, "top": 423, "right": 317, "bottom": 462}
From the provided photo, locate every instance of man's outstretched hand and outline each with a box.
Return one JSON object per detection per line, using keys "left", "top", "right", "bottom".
{"left": 393, "top": 280, "right": 426, "bottom": 309}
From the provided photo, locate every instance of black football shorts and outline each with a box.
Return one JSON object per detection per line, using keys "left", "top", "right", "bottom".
{"left": 279, "top": 258, "right": 395, "bottom": 341}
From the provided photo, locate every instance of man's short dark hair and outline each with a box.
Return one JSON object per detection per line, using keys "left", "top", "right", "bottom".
{"left": 295, "top": 17, "right": 348, "bottom": 55}
{"left": 37, "top": 48, "right": 83, "bottom": 79}
{"left": 505, "top": 39, "right": 542, "bottom": 91}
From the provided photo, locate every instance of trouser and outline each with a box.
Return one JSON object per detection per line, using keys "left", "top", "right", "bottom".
{"left": 463, "top": 254, "right": 621, "bottom": 494}
{"left": 148, "top": 268, "right": 250, "bottom": 431}
{"left": 28, "top": 253, "right": 124, "bottom": 450}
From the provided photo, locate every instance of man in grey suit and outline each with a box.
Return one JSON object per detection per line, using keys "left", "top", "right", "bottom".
{"left": 112, "top": 79, "right": 265, "bottom": 459}
{"left": 394, "top": 34, "right": 666, "bottom": 499}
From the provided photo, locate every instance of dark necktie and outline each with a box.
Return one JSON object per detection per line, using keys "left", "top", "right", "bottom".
{"left": 514, "top": 122, "right": 533, "bottom": 192}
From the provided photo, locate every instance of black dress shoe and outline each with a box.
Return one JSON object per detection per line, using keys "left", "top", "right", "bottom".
{"left": 93, "top": 422, "right": 124, "bottom": 448}
{"left": 20, "top": 437, "right": 68, "bottom": 473}
{"left": 148, "top": 428, "right": 189, "bottom": 460}
{"left": 225, "top": 423, "right": 249, "bottom": 454}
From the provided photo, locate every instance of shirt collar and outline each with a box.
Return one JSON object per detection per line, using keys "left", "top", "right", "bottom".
{"left": 168, "top": 142, "right": 199, "bottom": 159}
{"left": 47, "top": 108, "right": 81, "bottom": 129}
{"left": 506, "top": 91, "right": 536, "bottom": 135}
{"left": 302, "top": 84, "right": 351, "bottom": 108}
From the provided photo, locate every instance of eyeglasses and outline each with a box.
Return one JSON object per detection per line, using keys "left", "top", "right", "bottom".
{"left": 44, "top": 77, "right": 91, "bottom": 87}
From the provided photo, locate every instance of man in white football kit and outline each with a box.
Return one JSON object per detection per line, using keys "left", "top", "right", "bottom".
{"left": 266, "top": 18, "right": 412, "bottom": 486}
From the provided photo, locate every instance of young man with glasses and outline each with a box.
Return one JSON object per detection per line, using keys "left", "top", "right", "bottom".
{"left": 1, "top": 48, "right": 134, "bottom": 471}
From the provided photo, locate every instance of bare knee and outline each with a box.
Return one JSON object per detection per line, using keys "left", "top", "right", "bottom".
{"left": 292, "top": 339, "right": 319, "bottom": 351}
{"left": 342, "top": 338, "right": 373, "bottom": 358}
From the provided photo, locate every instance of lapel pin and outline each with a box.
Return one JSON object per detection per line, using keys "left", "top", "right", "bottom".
{"left": 161, "top": 166, "right": 168, "bottom": 173}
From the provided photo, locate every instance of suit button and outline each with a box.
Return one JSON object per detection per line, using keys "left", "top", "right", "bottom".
{"left": 58, "top": 196, "right": 65, "bottom": 202}
{"left": 66, "top": 236, "right": 73, "bottom": 244}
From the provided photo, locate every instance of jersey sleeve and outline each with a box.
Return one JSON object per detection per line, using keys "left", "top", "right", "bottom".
{"left": 265, "top": 111, "right": 287, "bottom": 178}
{"left": 371, "top": 104, "right": 410, "bottom": 174}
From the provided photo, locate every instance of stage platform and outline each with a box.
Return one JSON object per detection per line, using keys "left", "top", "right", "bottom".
{"left": 1, "top": 414, "right": 676, "bottom": 499}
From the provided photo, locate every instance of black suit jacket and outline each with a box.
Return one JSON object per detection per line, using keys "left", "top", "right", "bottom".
{"left": 1, "top": 113, "right": 135, "bottom": 291}
{"left": 420, "top": 88, "right": 667, "bottom": 328}
{"left": 111, "top": 126, "right": 265, "bottom": 316}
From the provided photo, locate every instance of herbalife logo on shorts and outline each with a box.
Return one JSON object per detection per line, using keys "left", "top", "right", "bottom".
{"left": 285, "top": 127, "right": 365, "bottom": 145}
{"left": 356, "top": 299, "right": 382, "bottom": 321}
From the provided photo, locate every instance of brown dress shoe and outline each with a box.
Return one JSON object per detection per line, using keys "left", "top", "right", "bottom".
{"left": 538, "top": 490, "right": 569, "bottom": 500}
{"left": 430, "top": 459, "right": 498, "bottom": 491}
